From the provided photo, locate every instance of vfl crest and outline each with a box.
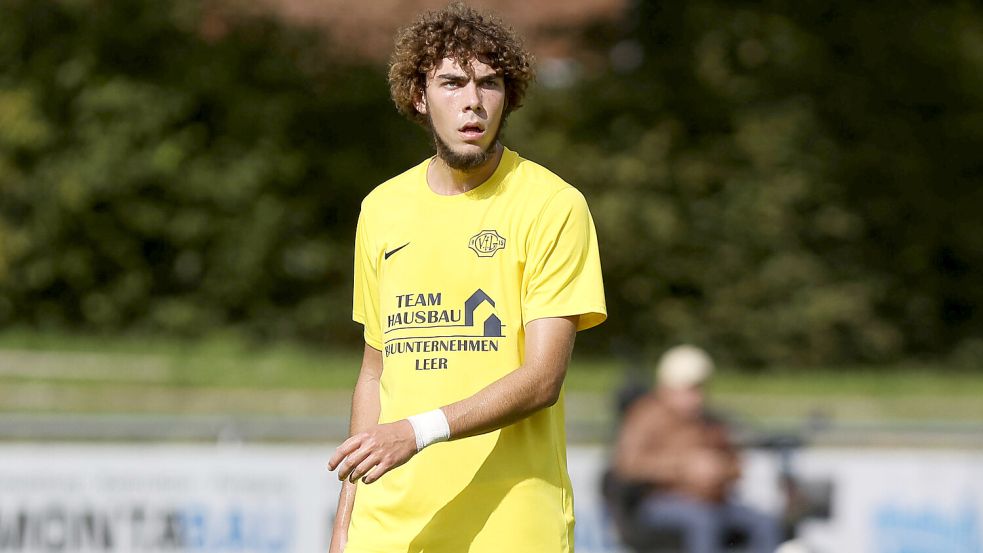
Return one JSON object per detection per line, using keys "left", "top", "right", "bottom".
{"left": 469, "top": 230, "right": 506, "bottom": 258}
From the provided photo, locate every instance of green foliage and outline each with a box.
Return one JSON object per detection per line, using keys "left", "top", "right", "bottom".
{"left": 510, "top": 0, "right": 983, "bottom": 365}
{"left": 1, "top": 0, "right": 980, "bottom": 366}
{"left": 0, "top": 0, "right": 428, "bottom": 343}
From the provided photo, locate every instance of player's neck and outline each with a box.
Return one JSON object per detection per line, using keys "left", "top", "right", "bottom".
{"left": 427, "top": 144, "right": 504, "bottom": 196}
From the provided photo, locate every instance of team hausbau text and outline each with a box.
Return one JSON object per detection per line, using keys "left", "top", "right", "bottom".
{"left": 384, "top": 291, "right": 503, "bottom": 370}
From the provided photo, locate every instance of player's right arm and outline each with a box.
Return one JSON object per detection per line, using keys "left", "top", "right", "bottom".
{"left": 328, "top": 343, "right": 383, "bottom": 553}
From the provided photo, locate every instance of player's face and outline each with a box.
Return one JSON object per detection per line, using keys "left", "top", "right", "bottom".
{"left": 416, "top": 57, "right": 506, "bottom": 170}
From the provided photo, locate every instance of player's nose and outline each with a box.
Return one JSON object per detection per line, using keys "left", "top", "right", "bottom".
{"left": 462, "top": 81, "right": 482, "bottom": 111}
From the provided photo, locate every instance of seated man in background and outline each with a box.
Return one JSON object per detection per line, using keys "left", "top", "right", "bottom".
{"left": 613, "top": 345, "right": 782, "bottom": 553}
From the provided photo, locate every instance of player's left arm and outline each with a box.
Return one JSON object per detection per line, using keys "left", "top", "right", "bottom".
{"left": 441, "top": 315, "right": 576, "bottom": 439}
{"left": 329, "top": 315, "right": 577, "bottom": 484}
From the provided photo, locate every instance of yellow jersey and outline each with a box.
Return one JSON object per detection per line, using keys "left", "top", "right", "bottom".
{"left": 348, "top": 147, "right": 606, "bottom": 552}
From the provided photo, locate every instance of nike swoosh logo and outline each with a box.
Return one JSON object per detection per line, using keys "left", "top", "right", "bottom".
{"left": 384, "top": 242, "right": 410, "bottom": 260}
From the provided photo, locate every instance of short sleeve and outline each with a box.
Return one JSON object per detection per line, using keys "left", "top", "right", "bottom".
{"left": 522, "top": 188, "right": 607, "bottom": 331}
{"left": 352, "top": 207, "right": 383, "bottom": 349}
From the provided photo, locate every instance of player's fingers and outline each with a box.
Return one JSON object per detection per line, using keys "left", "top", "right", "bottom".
{"left": 327, "top": 435, "right": 364, "bottom": 470}
{"left": 348, "top": 453, "right": 380, "bottom": 483}
{"left": 360, "top": 463, "right": 387, "bottom": 485}
{"left": 337, "top": 446, "right": 374, "bottom": 481}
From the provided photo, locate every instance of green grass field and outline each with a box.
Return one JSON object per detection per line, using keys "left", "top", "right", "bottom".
{"left": 2, "top": 330, "right": 982, "bottom": 424}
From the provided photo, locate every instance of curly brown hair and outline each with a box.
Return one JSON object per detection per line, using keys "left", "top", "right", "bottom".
{"left": 388, "top": 3, "right": 535, "bottom": 127}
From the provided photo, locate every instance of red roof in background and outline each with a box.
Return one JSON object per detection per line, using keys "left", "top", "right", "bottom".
{"left": 205, "top": 0, "right": 627, "bottom": 61}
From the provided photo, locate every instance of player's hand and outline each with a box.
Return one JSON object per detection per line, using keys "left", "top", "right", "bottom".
{"left": 328, "top": 420, "right": 417, "bottom": 484}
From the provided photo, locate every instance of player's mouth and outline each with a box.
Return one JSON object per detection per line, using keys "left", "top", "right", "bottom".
{"left": 458, "top": 123, "right": 486, "bottom": 141}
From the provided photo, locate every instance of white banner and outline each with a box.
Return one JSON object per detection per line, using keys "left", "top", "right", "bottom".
{"left": 2, "top": 444, "right": 983, "bottom": 553}
{"left": 0, "top": 444, "right": 339, "bottom": 553}
{"left": 787, "top": 448, "right": 983, "bottom": 553}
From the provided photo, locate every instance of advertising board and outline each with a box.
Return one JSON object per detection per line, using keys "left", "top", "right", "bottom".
{"left": 2, "top": 444, "right": 982, "bottom": 553}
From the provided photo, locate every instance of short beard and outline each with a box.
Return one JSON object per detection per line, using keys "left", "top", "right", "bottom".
{"left": 428, "top": 116, "right": 501, "bottom": 171}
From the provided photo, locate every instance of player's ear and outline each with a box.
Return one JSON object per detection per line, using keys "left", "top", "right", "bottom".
{"left": 413, "top": 86, "right": 428, "bottom": 115}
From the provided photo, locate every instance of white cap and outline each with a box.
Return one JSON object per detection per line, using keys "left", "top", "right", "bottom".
{"left": 656, "top": 345, "right": 715, "bottom": 389}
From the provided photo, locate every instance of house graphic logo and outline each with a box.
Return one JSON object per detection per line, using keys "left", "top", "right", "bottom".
{"left": 465, "top": 289, "right": 503, "bottom": 337}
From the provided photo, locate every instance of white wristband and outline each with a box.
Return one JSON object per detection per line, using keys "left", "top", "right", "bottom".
{"left": 407, "top": 409, "right": 450, "bottom": 451}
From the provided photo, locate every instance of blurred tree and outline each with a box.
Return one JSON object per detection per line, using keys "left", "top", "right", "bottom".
{"left": 0, "top": 0, "right": 428, "bottom": 343}
{"left": 1, "top": 0, "right": 980, "bottom": 366}
{"left": 510, "top": 0, "right": 983, "bottom": 365}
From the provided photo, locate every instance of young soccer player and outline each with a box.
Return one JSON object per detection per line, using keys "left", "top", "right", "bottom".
{"left": 327, "top": 4, "right": 606, "bottom": 552}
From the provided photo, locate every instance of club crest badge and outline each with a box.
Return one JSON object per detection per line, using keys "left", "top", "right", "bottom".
{"left": 468, "top": 230, "right": 506, "bottom": 258}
